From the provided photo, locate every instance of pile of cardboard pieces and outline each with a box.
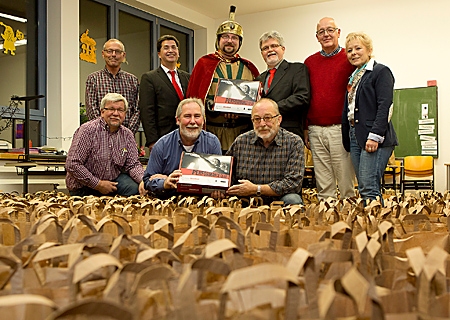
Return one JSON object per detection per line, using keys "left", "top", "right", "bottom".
{"left": 0, "top": 190, "right": 449, "bottom": 319}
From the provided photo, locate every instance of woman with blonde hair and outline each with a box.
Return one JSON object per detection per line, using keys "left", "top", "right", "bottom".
{"left": 341, "top": 32, "right": 398, "bottom": 202}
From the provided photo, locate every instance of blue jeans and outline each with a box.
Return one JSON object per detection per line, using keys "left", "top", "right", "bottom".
{"left": 69, "top": 173, "right": 139, "bottom": 197}
{"left": 114, "top": 173, "right": 139, "bottom": 196}
{"left": 349, "top": 126, "right": 393, "bottom": 201}
{"left": 259, "top": 193, "right": 303, "bottom": 206}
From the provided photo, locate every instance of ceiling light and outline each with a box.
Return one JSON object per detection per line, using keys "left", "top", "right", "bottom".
{"left": 0, "top": 13, "right": 27, "bottom": 23}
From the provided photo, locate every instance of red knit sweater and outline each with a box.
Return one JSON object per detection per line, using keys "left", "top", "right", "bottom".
{"left": 304, "top": 49, "right": 355, "bottom": 126}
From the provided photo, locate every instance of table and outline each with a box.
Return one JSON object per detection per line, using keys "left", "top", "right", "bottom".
{"left": 1, "top": 153, "right": 67, "bottom": 194}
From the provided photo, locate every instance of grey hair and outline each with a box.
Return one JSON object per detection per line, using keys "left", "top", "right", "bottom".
{"left": 103, "top": 38, "right": 125, "bottom": 52}
{"left": 259, "top": 31, "right": 285, "bottom": 49}
{"left": 176, "top": 98, "right": 206, "bottom": 119}
{"left": 100, "top": 93, "right": 128, "bottom": 111}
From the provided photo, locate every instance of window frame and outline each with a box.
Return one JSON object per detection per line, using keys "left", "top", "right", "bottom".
{"left": 0, "top": 0, "right": 47, "bottom": 147}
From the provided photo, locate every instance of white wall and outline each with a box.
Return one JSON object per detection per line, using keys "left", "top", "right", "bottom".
{"left": 234, "top": 0, "right": 449, "bottom": 192}
{"left": 47, "top": 0, "right": 80, "bottom": 152}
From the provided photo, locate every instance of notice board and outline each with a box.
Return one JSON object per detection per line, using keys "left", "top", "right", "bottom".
{"left": 391, "top": 86, "right": 438, "bottom": 158}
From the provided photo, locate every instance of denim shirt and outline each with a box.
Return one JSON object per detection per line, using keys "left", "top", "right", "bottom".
{"left": 143, "top": 129, "right": 221, "bottom": 196}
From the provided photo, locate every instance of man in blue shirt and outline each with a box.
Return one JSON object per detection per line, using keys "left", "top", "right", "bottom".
{"left": 143, "top": 98, "right": 222, "bottom": 198}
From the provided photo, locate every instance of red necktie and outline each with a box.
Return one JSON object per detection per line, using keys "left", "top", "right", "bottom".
{"left": 267, "top": 68, "right": 276, "bottom": 90}
{"left": 169, "top": 70, "right": 184, "bottom": 101}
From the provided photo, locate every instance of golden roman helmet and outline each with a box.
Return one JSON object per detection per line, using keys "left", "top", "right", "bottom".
{"left": 215, "top": 5, "right": 243, "bottom": 51}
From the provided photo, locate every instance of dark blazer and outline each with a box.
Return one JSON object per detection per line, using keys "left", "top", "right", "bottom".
{"left": 256, "top": 60, "right": 310, "bottom": 139}
{"left": 139, "top": 66, "right": 190, "bottom": 147}
{"left": 341, "top": 61, "right": 398, "bottom": 151}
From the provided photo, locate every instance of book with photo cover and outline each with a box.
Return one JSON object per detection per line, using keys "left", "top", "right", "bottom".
{"left": 213, "top": 79, "right": 262, "bottom": 115}
{"left": 177, "top": 152, "right": 233, "bottom": 194}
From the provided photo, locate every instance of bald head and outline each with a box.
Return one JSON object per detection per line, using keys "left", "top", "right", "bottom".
{"left": 316, "top": 17, "right": 341, "bottom": 54}
{"left": 316, "top": 17, "right": 336, "bottom": 30}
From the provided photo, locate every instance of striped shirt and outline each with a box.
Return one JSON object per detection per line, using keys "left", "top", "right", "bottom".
{"left": 85, "top": 67, "right": 140, "bottom": 133}
{"left": 226, "top": 128, "right": 305, "bottom": 195}
{"left": 206, "top": 60, "right": 256, "bottom": 103}
{"left": 65, "top": 117, "right": 144, "bottom": 191}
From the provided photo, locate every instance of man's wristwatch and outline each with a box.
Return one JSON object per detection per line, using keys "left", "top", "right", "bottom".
{"left": 256, "top": 185, "right": 262, "bottom": 196}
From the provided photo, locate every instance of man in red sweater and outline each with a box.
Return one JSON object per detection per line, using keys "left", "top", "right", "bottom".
{"left": 304, "top": 17, "right": 356, "bottom": 200}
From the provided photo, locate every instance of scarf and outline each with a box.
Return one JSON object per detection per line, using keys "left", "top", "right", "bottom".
{"left": 347, "top": 63, "right": 367, "bottom": 104}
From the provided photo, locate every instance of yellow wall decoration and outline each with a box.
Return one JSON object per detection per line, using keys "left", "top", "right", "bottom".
{"left": 80, "top": 29, "right": 97, "bottom": 64}
{"left": 0, "top": 21, "right": 24, "bottom": 56}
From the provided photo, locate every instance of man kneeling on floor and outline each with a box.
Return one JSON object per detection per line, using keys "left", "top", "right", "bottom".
{"left": 66, "top": 92, "right": 146, "bottom": 197}
{"left": 225, "top": 98, "right": 305, "bottom": 205}
{"left": 142, "top": 98, "right": 222, "bottom": 199}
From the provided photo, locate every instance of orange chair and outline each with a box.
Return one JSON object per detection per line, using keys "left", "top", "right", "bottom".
{"left": 400, "top": 156, "right": 434, "bottom": 193}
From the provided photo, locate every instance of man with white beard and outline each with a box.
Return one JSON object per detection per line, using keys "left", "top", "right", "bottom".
{"left": 226, "top": 98, "right": 305, "bottom": 205}
{"left": 142, "top": 98, "right": 221, "bottom": 198}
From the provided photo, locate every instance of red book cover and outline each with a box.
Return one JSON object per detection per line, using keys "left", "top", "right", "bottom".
{"left": 213, "top": 79, "right": 262, "bottom": 115}
{"left": 177, "top": 152, "right": 233, "bottom": 195}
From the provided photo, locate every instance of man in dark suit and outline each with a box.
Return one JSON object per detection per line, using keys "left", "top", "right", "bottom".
{"left": 139, "top": 35, "right": 190, "bottom": 152}
{"left": 256, "top": 31, "right": 310, "bottom": 140}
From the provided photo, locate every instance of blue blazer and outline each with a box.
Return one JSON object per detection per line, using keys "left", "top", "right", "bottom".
{"left": 342, "top": 61, "right": 398, "bottom": 151}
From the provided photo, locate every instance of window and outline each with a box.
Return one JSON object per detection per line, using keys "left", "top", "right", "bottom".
{"left": 0, "top": 0, "right": 46, "bottom": 147}
{"left": 160, "top": 25, "right": 192, "bottom": 72}
{"left": 79, "top": 0, "right": 109, "bottom": 110}
{"left": 118, "top": 8, "right": 152, "bottom": 78}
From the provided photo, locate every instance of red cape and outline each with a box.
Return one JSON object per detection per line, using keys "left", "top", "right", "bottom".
{"left": 187, "top": 52, "right": 260, "bottom": 100}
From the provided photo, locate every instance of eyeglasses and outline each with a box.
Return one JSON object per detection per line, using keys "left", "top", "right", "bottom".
{"left": 103, "top": 107, "right": 126, "bottom": 114}
{"left": 316, "top": 27, "right": 338, "bottom": 37}
{"left": 251, "top": 114, "right": 280, "bottom": 124}
{"left": 261, "top": 44, "right": 281, "bottom": 52}
{"left": 221, "top": 34, "right": 240, "bottom": 42}
{"left": 103, "top": 49, "right": 124, "bottom": 55}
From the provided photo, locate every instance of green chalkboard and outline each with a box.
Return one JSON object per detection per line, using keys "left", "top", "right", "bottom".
{"left": 391, "top": 86, "right": 438, "bottom": 158}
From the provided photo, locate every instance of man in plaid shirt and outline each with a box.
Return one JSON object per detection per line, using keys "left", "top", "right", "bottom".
{"left": 85, "top": 39, "right": 140, "bottom": 134}
{"left": 66, "top": 93, "right": 146, "bottom": 197}
{"left": 226, "top": 98, "right": 304, "bottom": 205}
